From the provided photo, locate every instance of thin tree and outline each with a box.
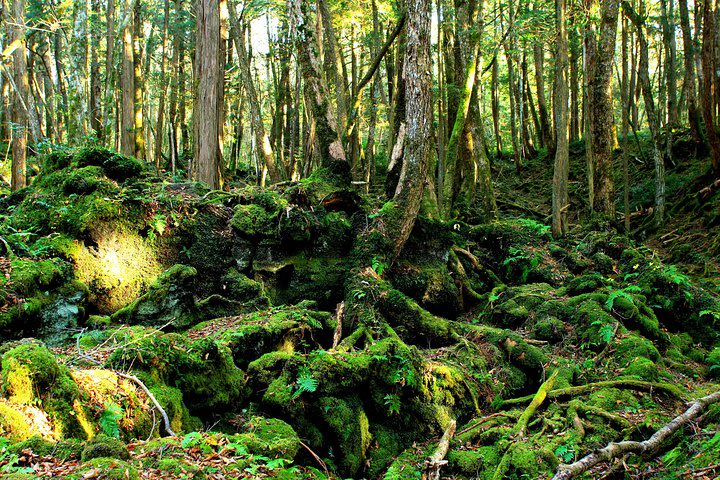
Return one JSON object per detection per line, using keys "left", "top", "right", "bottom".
{"left": 552, "top": 0, "right": 570, "bottom": 238}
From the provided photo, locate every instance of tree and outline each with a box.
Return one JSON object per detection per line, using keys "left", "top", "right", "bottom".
{"left": 120, "top": 0, "right": 135, "bottom": 156}
{"left": 586, "top": 0, "right": 620, "bottom": 215}
{"left": 384, "top": 0, "right": 431, "bottom": 258}
{"left": 552, "top": 0, "right": 570, "bottom": 237}
{"left": 624, "top": 0, "right": 665, "bottom": 226}
{"left": 10, "top": 0, "right": 28, "bottom": 190}
{"left": 702, "top": 0, "right": 720, "bottom": 175}
{"left": 191, "top": 0, "right": 224, "bottom": 188}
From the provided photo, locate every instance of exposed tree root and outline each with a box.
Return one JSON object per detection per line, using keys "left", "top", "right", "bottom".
{"left": 500, "top": 379, "right": 686, "bottom": 408}
{"left": 492, "top": 371, "right": 559, "bottom": 480}
{"left": 424, "top": 419, "right": 456, "bottom": 480}
{"left": 552, "top": 389, "right": 720, "bottom": 480}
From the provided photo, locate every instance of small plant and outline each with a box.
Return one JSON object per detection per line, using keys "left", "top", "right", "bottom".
{"left": 383, "top": 393, "right": 401, "bottom": 415}
{"left": 371, "top": 256, "right": 388, "bottom": 276}
{"left": 554, "top": 443, "right": 575, "bottom": 463}
{"left": 292, "top": 367, "right": 318, "bottom": 399}
{"left": 591, "top": 320, "right": 616, "bottom": 344}
{"left": 605, "top": 285, "right": 642, "bottom": 311}
{"left": 99, "top": 401, "right": 123, "bottom": 438}
{"left": 516, "top": 218, "right": 552, "bottom": 239}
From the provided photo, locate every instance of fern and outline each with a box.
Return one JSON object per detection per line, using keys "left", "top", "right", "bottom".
{"left": 99, "top": 402, "right": 123, "bottom": 439}
{"left": 605, "top": 285, "right": 642, "bottom": 311}
{"left": 292, "top": 367, "right": 318, "bottom": 399}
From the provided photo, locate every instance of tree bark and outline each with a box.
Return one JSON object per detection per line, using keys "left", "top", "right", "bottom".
{"left": 587, "top": 0, "right": 620, "bottom": 215}
{"left": 624, "top": 1, "right": 665, "bottom": 227}
{"left": 192, "top": 0, "right": 223, "bottom": 188}
{"left": 678, "top": 0, "right": 703, "bottom": 149}
{"left": 228, "top": 0, "right": 283, "bottom": 184}
{"left": 386, "top": 0, "right": 431, "bottom": 258}
{"left": 120, "top": 0, "right": 135, "bottom": 156}
{"left": 292, "top": 0, "right": 348, "bottom": 176}
{"left": 702, "top": 0, "right": 720, "bottom": 174}
{"left": 10, "top": 0, "right": 28, "bottom": 190}
{"left": 552, "top": 0, "right": 570, "bottom": 238}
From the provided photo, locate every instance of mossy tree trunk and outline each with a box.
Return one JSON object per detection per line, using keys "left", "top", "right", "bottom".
{"left": 587, "top": 0, "right": 620, "bottom": 216}
{"left": 228, "top": 0, "right": 283, "bottom": 185}
{"left": 386, "top": 0, "right": 431, "bottom": 259}
{"left": 552, "top": 0, "right": 570, "bottom": 238}
{"left": 10, "top": 0, "right": 28, "bottom": 191}
{"left": 120, "top": 0, "right": 135, "bottom": 157}
{"left": 702, "top": 0, "right": 720, "bottom": 175}
{"left": 292, "top": 0, "right": 348, "bottom": 176}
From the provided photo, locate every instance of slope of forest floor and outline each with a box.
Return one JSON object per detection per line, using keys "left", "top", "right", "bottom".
{"left": 0, "top": 143, "right": 718, "bottom": 479}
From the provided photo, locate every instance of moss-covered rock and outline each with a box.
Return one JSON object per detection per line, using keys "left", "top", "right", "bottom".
{"left": 70, "top": 458, "right": 139, "bottom": 480}
{"left": 81, "top": 434, "right": 129, "bottom": 461}
{"left": 111, "top": 264, "right": 198, "bottom": 328}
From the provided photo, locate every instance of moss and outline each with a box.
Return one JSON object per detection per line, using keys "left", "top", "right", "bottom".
{"left": 9, "top": 435, "right": 55, "bottom": 456}
{"left": 42, "top": 150, "right": 73, "bottom": 172}
{"left": 231, "top": 203, "right": 279, "bottom": 237}
{"left": 155, "top": 458, "right": 202, "bottom": 476}
{"left": 246, "top": 351, "right": 294, "bottom": 389}
{"left": 7, "top": 257, "right": 70, "bottom": 296}
{"left": 63, "top": 166, "right": 105, "bottom": 195}
{"left": 707, "top": 348, "right": 720, "bottom": 379}
{"left": 146, "top": 381, "right": 198, "bottom": 434}
{"left": 0, "top": 401, "right": 33, "bottom": 441}
{"left": 1, "top": 342, "right": 66, "bottom": 403}
{"left": 75, "top": 146, "right": 115, "bottom": 168}
{"left": 448, "top": 446, "right": 500, "bottom": 476}
{"left": 591, "top": 252, "right": 615, "bottom": 274}
{"left": 70, "top": 458, "right": 139, "bottom": 480}
{"left": 232, "top": 416, "right": 300, "bottom": 459}
{"left": 101, "top": 154, "right": 144, "bottom": 181}
{"left": 81, "top": 434, "right": 129, "bottom": 461}
{"left": 533, "top": 317, "right": 565, "bottom": 343}
{"left": 318, "top": 395, "right": 371, "bottom": 477}
{"left": 586, "top": 388, "right": 639, "bottom": 412}
{"left": 111, "top": 264, "right": 198, "bottom": 328}
{"left": 615, "top": 334, "right": 661, "bottom": 363}
{"left": 55, "top": 438, "right": 84, "bottom": 460}
{"left": 565, "top": 273, "right": 609, "bottom": 295}
{"left": 623, "top": 357, "right": 660, "bottom": 381}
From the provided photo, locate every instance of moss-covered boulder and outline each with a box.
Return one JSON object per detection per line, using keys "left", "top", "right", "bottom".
{"left": 111, "top": 264, "right": 198, "bottom": 328}
{"left": 81, "top": 434, "right": 129, "bottom": 461}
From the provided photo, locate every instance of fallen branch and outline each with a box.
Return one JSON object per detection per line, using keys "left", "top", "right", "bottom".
{"left": 116, "top": 372, "right": 177, "bottom": 437}
{"left": 499, "top": 379, "right": 685, "bottom": 408}
{"left": 299, "top": 440, "right": 330, "bottom": 477}
{"left": 424, "top": 419, "right": 457, "bottom": 480}
{"left": 552, "top": 389, "right": 720, "bottom": 480}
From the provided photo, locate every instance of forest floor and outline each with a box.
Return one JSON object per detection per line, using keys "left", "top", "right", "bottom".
{"left": 0, "top": 136, "right": 719, "bottom": 479}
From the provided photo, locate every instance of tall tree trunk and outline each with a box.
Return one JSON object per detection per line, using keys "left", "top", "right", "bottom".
{"left": 386, "top": 0, "right": 431, "bottom": 259}
{"left": 133, "top": 0, "right": 145, "bottom": 159}
{"left": 317, "top": 0, "right": 348, "bottom": 133}
{"left": 192, "top": 0, "right": 223, "bottom": 188}
{"left": 228, "top": 0, "right": 283, "bottom": 184}
{"left": 90, "top": 0, "right": 101, "bottom": 139}
{"left": 552, "top": 0, "right": 570, "bottom": 237}
{"left": 154, "top": 0, "right": 170, "bottom": 170}
{"left": 292, "top": 0, "right": 347, "bottom": 175}
{"left": 120, "top": 0, "right": 135, "bottom": 156}
{"left": 587, "top": 0, "right": 620, "bottom": 215}
{"left": 105, "top": 0, "right": 115, "bottom": 145}
{"left": 570, "top": 23, "right": 581, "bottom": 142}
{"left": 491, "top": 57, "right": 503, "bottom": 155}
{"left": 10, "top": 0, "right": 28, "bottom": 190}
{"left": 661, "top": 0, "right": 677, "bottom": 164}
{"left": 621, "top": 13, "right": 631, "bottom": 232}
{"left": 678, "top": 0, "right": 703, "bottom": 149}
{"left": 702, "top": 0, "right": 720, "bottom": 175}
{"left": 624, "top": 1, "right": 665, "bottom": 226}
{"left": 534, "top": 34, "right": 553, "bottom": 150}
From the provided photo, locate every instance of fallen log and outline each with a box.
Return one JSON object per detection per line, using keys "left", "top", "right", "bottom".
{"left": 552, "top": 389, "right": 720, "bottom": 480}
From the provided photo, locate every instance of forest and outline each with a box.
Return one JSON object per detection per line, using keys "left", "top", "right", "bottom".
{"left": 1, "top": 0, "right": 720, "bottom": 478}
